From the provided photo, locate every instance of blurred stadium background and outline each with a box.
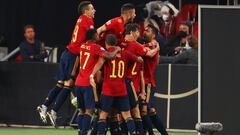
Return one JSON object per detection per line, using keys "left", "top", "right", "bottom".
{"left": 1, "top": 0, "right": 240, "bottom": 135}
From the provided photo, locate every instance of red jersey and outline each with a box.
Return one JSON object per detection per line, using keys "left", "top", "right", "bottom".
{"left": 125, "top": 41, "right": 148, "bottom": 92}
{"left": 144, "top": 41, "right": 159, "bottom": 87}
{"left": 75, "top": 41, "right": 106, "bottom": 86}
{"left": 67, "top": 15, "right": 94, "bottom": 55}
{"left": 102, "top": 47, "right": 138, "bottom": 96}
{"left": 98, "top": 16, "right": 125, "bottom": 47}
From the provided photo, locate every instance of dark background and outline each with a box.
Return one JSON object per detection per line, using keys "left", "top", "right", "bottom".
{"left": 201, "top": 7, "right": 240, "bottom": 135}
{"left": 0, "top": 63, "right": 198, "bottom": 129}
{"left": 0, "top": 0, "right": 229, "bottom": 55}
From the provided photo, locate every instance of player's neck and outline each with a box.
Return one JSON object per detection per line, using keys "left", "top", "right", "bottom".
{"left": 83, "top": 13, "right": 92, "bottom": 19}
{"left": 121, "top": 15, "right": 127, "bottom": 24}
{"left": 26, "top": 38, "right": 35, "bottom": 44}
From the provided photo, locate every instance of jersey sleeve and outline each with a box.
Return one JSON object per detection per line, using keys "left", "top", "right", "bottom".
{"left": 104, "top": 18, "right": 117, "bottom": 31}
{"left": 94, "top": 45, "right": 106, "bottom": 57}
{"left": 135, "top": 43, "right": 148, "bottom": 56}
{"left": 124, "top": 50, "right": 139, "bottom": 62}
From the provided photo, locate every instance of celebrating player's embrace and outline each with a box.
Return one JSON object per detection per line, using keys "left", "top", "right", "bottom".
{"left": 37, "top": 1, "right": 168, "bottom": 135}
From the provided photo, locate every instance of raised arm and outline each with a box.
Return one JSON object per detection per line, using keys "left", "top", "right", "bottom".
{"left": 102, "top": 46, "right": 121, "bottom": 59}
{"left": 97, "top": 25, "right": 107, "bottom": 35}
{"left": 145, "top": 42, "right": 160, "bottom": 58}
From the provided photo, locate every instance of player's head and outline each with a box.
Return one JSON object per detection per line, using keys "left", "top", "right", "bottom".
{"left": 78, "top": 1, "right": 96, "bottom": 18}
{"left": 143, "top": 24, "right": 159, "bottom": 42}
{"left": 105, "top": 34, "right": 117, "bottom": 48}
{"left": 125, "top": 23, "right": 140, "bottom": 41}
{"left": 23, "top": 24, "right": 35, "bottom": 40}
{"left": 121, "top": 3, "right": 136, "bottom": 23}
{"left": 179, "top": 21, "right": 192, "bottom": 36}
{"left": 85, "top": 28, "right": 98, "bottom": 41}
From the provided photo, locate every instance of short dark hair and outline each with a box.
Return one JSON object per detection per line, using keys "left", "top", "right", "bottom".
{"left": 23, "top": 24, "right": 34, "bottom": 33}
{"left": 78, "top": 1, "right": 91, "bottom": 15}
{"left": 124, "top": 23, "right": 140, "bottom": 35}
{"left": 147, "top": 24, "right": 159, "bottom": 37}
{"left": 85, "top": 28, "right": 97, "bottom": 41}
{"left": 180, "top": 21, "right": 192, "bottom": 33}
{"left": 121, "top": 3, "right": 135, "bottom": 14}
{"left": 105, "top": 34, "right": 117, "bottom": 46}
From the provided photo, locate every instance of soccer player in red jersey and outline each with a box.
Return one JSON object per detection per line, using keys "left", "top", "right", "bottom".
{"left": 36, "top": 1, "right": 96, "bottom": 126}
{"left": 96, "top": 3, "right": 136, "bottom": 47}
{"left": 74, "top": 29, "right": 120, "bottom": 135}
{"left": 142, "top": 24, "right": 169, "bottom": 135}
{"left": 122, "top": 23, "right": 159, "bottom": 135}
{"left": 90, "top": 34, "right": 143, "bottom": 135}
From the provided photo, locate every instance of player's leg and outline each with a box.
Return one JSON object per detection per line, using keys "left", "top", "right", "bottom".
{"left": 148, "top": 87, "right": 168, "bottom": 135}
{"left": 36, "top": 50, "right": 70, "bottom": 123}
{"left": 140, "top": 84, "right": 155, "bottom": 135}
{"left": 126, "top": 79, "right": 144, "bottom": 135}
{"left": 97, "top": 94, "right": 113, "bottom": 135}
{"left": 118, "top": 96, "right": 136, "bottom": 135}
{"left": 108, "top": 109, "right": 121, "bottom": 135}
{"left": 48, "top": 51, "right": 78, "bottom": 126}
{"left": 74, "top": 86, "right": 85, "bottom": 135}
{"left": 80, "top": 86, "right": 95, "bottom": 135}
{"left": 90, "top": 81, "right": 103, "bottom": 135}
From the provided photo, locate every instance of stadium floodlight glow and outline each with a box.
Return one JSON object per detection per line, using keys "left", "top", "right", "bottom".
{"left": 195, "top": 122, "right": 223, "bottom": 135}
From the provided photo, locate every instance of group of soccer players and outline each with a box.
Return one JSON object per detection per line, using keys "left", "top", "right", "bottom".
{"left": 37, "top": 1, "right": 168, "bottom": 135}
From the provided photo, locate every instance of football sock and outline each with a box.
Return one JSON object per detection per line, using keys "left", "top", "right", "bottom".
{"left": 97, "top": 119, "right": 107, "bottom": 135}
{"left": 77, "top": 114, "right": 84, "bottom": 134}
{"left": 150, "top": 113, "right": 168, "bottom": 135}
{"left": 134, "top": 118, "right": 143, "bottom": 135}
{"left": 141, "top": 114, "right": 154, "bottom": 135}
{"left": 81, "top": 114, "right": 92, "bottom": 135}
{"left": 109, "top": 120, "right": 121, "bottom": 135}
{"left": 120, "top": 121, "right": 128, "bottom": 135}
{"left": 43, "top": 86, "right": 61, "bottom": 106}
{"left": 126, "top": 117, "right": 136, "bottom": 135}
{"left": 90, "top": 115, "right": 99, "bottom": 135}
{"left": 52, "top": 88, "right": 70, "bottom": 112}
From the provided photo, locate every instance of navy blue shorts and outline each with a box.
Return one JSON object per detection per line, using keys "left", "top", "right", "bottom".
{"left": 146, "top": 84, "right": 156, "bottom": 109}
{"left": 74, "top": 86, "right": 95, "bottom": 110}
{"left": 100, "top": 94, "right": 130, "bottom": 112}
{"left": 55, "top": 49, "right": 77, "bottom": 81}
{"left": 125, "top": 78, "right": 138, "bottom": 109}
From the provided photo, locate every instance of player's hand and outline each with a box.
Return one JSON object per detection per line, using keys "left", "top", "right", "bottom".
{"left": 115, "top": 46, "right": 121, "bottom": 52}
{"left": 137, "top": 56, "right": 143, "bottom": 63}
{"left": 90, "top": 74, "right": 96, "bottom": 88}
{"left": 139, "top": 91, "right": 146, "bottom": 100}
{"left": 174, "top": 46, "right": 182, "bottom": 53}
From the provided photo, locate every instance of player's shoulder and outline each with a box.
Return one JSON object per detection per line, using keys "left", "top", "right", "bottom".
{"left": 106, "top": 16, "right": 123, "bottom": 25}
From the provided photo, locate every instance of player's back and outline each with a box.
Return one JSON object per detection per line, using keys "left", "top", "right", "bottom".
{"left": 98, "top": 16, "right": 125, "bottom": 47}
{"left": 75, "top": 41, "right": 105, "bottom": 86}
{"left": 102, "top": 47, "right": 134, "bottom": 96}
{"left": 67, "top": 15, "right": 94, "bottom": 55}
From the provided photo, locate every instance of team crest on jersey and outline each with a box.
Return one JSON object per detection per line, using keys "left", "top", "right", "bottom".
{"left": 90, "top": 25, "right": 94, "bottom": 29}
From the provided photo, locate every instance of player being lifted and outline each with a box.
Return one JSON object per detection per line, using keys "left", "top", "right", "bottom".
{"left": 123, "top": 23, "right": 160, "bottom": 135}
{"left": 36, "top": 1, "right": 96, "bottom": 126}
{"left": 74, "top": 29, "right": 120, "bottom": 135}
{"left": 90, "top": 34, "right": 144, "bottom": 135}
{"left": 141, "top": 24, "right": 169, "bottom": 135}
{"left": 97, "top": 3, "right": 136, "bottom": 47}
